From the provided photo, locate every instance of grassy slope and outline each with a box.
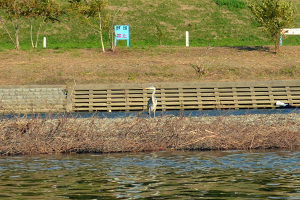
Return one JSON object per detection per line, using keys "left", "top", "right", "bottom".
{"left": 1, "top": 0, "right": 300, "bottom": 50}
{"left": 1, "top": 0, "right": 300, "bottom": 86}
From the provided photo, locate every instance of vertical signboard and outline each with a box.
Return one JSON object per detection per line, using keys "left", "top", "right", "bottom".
{"left": 114, "top": 25, "right": 129, "bottom": 47}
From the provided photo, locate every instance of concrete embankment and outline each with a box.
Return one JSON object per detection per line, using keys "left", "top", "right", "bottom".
{"left": 0, "top": 85, "right": 66, "bottom": 113}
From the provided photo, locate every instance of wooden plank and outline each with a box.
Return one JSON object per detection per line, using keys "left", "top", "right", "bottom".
{"left": 89, "top": 90, "right": 93, "bottom": 112}
{"left": 73, "top": 89, "right": 297, "bottom": 98}
{"left": 286, "top": 86, "right": 292, "bottom": 105}
{"left": 160, "top": 88, "right": 166, "bottom": 111}
{"left": 73, "top": 97, "right": 290, "bottom": 105}
{"left": 74, "top": 80, "right": 300, "bottom": 90}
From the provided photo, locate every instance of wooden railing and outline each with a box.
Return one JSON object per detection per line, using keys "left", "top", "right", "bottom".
{"left": 71, "top": 80, "right": 300, "bottom": 112}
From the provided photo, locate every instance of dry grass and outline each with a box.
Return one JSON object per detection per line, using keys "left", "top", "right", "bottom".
{"left": 1, "top": 113, "right": 300, "bottom": 155}
{"left": 1, "top": 46, "right": 300, "bottom": 85}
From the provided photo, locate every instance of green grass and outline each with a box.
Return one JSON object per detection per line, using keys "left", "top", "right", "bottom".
{"left": 1, "top": 0, "right": 300, "bottom": 50}
{"left": 215, "top": 0, "right": 246, "bottom": 9}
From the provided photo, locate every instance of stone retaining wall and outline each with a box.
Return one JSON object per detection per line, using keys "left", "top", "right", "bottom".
{"left": 0, "top": 85, "right": 67, "bottom": 114}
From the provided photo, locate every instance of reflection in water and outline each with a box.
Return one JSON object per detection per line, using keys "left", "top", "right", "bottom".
{"left": 1, "top": 150, "right": 300, "bottom": 199}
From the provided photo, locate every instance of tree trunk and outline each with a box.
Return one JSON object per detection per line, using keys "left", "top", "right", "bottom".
{"left": 111, "top": 30, "right": 115, "bottom": 52}
{"left": 98, "top": 12, "right": 105, "bottom": 53}
{"left": 110, "top": 9, "right": 119, "bottom": 52}
{"left": 15, "top": 28, "right": 20, "bottom": 50}
{"left": 35, "top": 17, "right": 46, "bottom": 48}
{"left": 273, "top": 36, "right": 279, "bottom": 54}
{"left": 13, "top": 18, "right": 20, "bottom": 50}
{"left": 30, "top": 22, "right": 34, "bottom": 48}
{"left": 0, "top": 18, "right": 16, "bottom": 47}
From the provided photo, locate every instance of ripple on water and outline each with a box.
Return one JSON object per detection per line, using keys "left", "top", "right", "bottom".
{"left": 0, "top": 150, "right": 300, "bottom": 199}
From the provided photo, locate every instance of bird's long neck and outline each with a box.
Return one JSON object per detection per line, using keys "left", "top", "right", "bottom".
{"left": 152, "top": 89, "right": 156, "bottom": 100}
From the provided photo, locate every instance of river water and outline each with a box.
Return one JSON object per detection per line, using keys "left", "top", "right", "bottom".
{"left": 15, "top": 108, "right": 300, "bottom": 119}
{"left": 1, "top": 150, "right": 300, "bottom": 199}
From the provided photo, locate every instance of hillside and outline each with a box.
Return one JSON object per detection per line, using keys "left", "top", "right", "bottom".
{"left": 110, "top": 0, "right": 300, "bottom": 47}
{"left": 1, "top": 0, "right": 300, "bottom": 49}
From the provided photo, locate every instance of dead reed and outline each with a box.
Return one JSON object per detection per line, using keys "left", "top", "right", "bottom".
{"left": 0, "top": 113, "right": 300, "bottom": 155}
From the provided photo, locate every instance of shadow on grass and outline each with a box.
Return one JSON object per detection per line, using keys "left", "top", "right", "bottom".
{"left": 230, "top": 46, "right": 271, "bottom": 52}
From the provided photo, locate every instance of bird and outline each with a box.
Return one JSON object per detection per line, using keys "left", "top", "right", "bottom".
{"left": 145, "top": 86, "right": 157, "bottom": 118}
{"left": 275, "top": 101, "right": 293, "bottom": 108}
{"left": 276, "top": 101, "right": 289, "bottom": 107}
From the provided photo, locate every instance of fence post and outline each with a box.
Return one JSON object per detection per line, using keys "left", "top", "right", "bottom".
{"left": 66, "top": 83, "right": 76, "bottom": 112}
{"left": 186, "top": 31, "right": 189, "bottom": 47}
{"left": 43, "top": 37, "right": 46, "bottom": 48}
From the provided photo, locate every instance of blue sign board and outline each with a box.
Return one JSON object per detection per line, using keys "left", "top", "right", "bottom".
{"left": 114, "top": 25, "right": 129, "bottom": 46}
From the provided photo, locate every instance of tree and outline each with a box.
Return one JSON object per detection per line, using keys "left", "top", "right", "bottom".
{"left": 23, "top": 0, "right": 61, "bottom": 48}
{"left": 69, "top": 0, "right": 108, "bottom": 52}
{"left": 247, "top": 0, "right": 295, "bottom": 54}
{"left": 0, "top": 0, "right": 61, "bottom": 49}
{"left": 108, "top": 7, "right": 120, "bottom": 52}
{"left": 0, "top": 0, "right": 26, "bottom": 49}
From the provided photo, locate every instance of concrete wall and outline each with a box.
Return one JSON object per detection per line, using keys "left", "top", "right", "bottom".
{"left": 0, "top": 85, "right": 66, "bottom": 114}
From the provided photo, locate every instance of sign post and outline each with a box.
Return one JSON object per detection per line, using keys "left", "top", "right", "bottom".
{"left": 114, "top": 25, "right": 129, "bottom": 47}
{"left": 280, "top": 28, "right": 300, "bottom": 46}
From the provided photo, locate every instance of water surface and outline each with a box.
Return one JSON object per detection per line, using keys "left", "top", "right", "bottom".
{"left": 1, "top": 150, "right": 300, "bottom": 199}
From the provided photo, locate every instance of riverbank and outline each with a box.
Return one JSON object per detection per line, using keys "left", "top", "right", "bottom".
{"left": 1, "top": 112, "right": 300, "bottom": 155}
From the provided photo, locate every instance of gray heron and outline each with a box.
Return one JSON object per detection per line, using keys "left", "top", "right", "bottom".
{"left": 145, "top": 86, "right": 157, "bottom": 117}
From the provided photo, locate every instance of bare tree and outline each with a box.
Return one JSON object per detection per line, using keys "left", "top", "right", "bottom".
{"left": 24, "top": 0, "right": 61, "bottom": 48}
{"left": 190, "top": 45, "right": 213, "bottom": 75}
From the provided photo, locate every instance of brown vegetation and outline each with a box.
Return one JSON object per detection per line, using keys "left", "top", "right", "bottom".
{"left": 1, "top": 113, "right": 299, "bottom": 156}
{"left": 1, "top": 46, "right": 300, "bottom": 85}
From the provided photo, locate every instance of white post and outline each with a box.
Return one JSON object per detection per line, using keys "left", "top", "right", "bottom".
{"left": 43, "top": 37, "right": 46, "bottom": 48}
{"left": 186, "top": 31, "right": 189, "bottom": 47}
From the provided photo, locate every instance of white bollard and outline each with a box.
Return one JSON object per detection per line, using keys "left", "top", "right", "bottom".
{"left": 43, "top": 37, "right": 46, "bottom": 48}
{"left": 186, "top": 31, "right": 189, "bottom": 47}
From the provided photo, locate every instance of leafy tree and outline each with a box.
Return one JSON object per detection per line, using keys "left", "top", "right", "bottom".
{"left": 23, "top": 0, "right": 61, "bottom": 48}
{"left": 0, "top": 0, "right": 27, "bottom": 49}
{"left": 247, "top": 0, "right": 295, "bottom": 54}
{"left": 69, "top": 0, "right": 108, "bottom": 52}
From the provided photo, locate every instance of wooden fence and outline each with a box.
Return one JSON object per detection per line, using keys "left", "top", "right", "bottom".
{"left": 71, "top": 80, "right": 300, "bottom": 112}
